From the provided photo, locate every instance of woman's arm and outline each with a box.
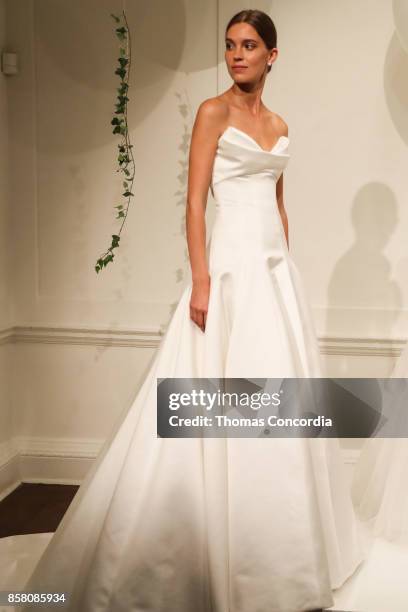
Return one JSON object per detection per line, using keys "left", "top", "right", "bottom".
{"left": 276, "top": 172, "right": 289, "bottom": 249}
{"left": 186, "top": 98, "right": 226, "bottom": 332}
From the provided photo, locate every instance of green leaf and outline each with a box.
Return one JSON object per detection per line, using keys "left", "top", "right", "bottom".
{"left": 115, "top": 67, "right": 126, "bottom": 79}
{"left": 110, "top": 13, "right": 120, "bottom": 23}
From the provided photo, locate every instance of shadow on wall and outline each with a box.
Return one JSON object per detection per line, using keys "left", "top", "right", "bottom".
{"left": 323, "top": 18, "right": 408, "bottom": 376}
{"left": 325, "top": 181, "right": 402, "bottom": 349}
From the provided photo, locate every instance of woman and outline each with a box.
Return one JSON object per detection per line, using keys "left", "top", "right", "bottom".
{"left": 20, "top": 9, "right": 367, "bottom": 612}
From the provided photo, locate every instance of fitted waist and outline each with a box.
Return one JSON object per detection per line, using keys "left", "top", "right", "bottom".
{"left": 214, "top": 196, "right": 277, "bottom": 211}
{"left": 212, "top": 175, "right": 278, "bottom": 209}
{"left": 208, "top": 200, "right": 288, "bottom": 269}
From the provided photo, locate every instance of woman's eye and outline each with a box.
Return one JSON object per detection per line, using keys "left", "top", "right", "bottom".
{"left": 225, "top": 43, "right": 256, "bottom": 50}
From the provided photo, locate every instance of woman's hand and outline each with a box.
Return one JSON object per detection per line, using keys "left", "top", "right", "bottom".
{"left": 190, "top": 276, "right": 211, "bottom": 332}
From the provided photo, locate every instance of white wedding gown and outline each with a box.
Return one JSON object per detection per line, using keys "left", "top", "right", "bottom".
{"left": 19, "top": 126, "right": 368, "bottom": 612}
{"left": 352, "top": 340, "right": 408, "bottom": 545}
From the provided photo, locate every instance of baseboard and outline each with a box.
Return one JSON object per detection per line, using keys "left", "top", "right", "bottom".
{"left": 0, "top": 437, "right": 103, "bottom": 495}
{"left": 19, "top": 454, "right": 95, "bottom": 485}
{"left": 16, "top": 435, "right": 104, "bottom": 485}
{"left": 0, "top": 440, "right": 20, "bottom": 501}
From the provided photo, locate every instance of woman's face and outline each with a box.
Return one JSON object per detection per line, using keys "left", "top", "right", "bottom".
{"left": 224, "top": 22, "right": 277, "bottom": 83}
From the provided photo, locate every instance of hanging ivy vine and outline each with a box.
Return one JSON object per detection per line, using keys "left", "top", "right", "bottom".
{"left": 95, "top": 10, "right": 134, "bottom": 273}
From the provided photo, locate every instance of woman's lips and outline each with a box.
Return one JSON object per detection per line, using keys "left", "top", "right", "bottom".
{"left": 232, "top": 66, "right": 247, "bottom": 72}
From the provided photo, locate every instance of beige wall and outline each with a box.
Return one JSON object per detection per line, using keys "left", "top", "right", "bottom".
{"left": 0, "top": 0, "right": 406, "bottom": 483}
{"left": 7, "top": 0, "right": 218, "bottom": 330}
{"left": 0, "top": 0, "right": 12, "bottom": 450}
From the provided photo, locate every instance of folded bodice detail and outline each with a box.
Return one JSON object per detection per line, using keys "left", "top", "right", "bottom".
{"left": 210, "top": 126, "right": 290, "bottom": 208}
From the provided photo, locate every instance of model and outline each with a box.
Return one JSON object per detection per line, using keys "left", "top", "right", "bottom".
{"left": 20, "top": 9, "right": 367, "bottom": 612}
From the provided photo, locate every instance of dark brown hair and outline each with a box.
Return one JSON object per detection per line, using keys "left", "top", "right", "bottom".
{"left": 225, "top": 9, "right": 277, "bottom": 73}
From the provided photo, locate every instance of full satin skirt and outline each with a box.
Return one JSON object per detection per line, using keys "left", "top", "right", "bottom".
{"left": 20, "top": 202, "right": 367, "bottom": 612}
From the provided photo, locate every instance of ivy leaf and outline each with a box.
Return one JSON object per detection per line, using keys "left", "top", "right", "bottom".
{"left": 115, "top": 67, "right": 126, "bottom": 79}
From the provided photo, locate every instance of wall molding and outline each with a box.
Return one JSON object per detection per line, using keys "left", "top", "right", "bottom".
{"left": 0, "top": 325, "right": 164, "bottom": 348}
{"left": 0, "top": 324, "right": 406, "bottom": 356}
{"left": 319, "top": 336, "right": 406, "bottom": 357}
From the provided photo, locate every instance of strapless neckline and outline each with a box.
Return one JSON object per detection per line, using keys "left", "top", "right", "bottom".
{"left": 218, "top": 125, "right": 290, "bottom": 154}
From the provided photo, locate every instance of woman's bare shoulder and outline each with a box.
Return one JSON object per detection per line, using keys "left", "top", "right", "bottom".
{"left": 264, "top": 108, "right": 289, "bottom": 137}
{"left": 194, "top": 96, "right": 229, "bottom": 131}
